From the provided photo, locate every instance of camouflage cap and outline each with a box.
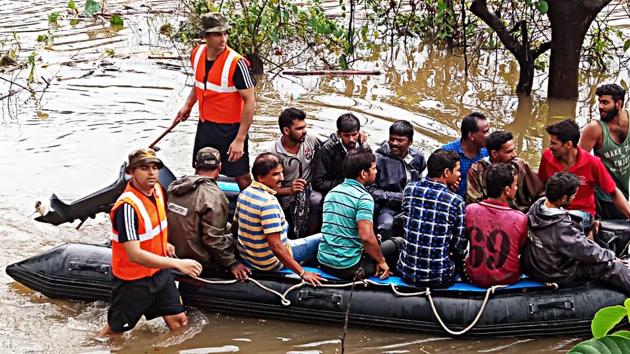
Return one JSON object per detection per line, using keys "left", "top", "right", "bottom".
{"left": 200, "top": 12, "right": 231, "bottom": 35}
{"left": 195, "top": 147, "right": 221, "bottom": 169}
{"left": 126, "top": 148, "right": 163, "bottom": 173}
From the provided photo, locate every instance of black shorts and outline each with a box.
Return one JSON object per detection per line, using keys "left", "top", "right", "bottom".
{"left": 107, "top": 270, "right": 185, "bottom": 332}
{"left": 193, "top": 121, "right": 250, "bottom": 177}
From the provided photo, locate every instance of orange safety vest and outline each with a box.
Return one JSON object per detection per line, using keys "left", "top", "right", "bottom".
{"left": 191, "top": 45, "right": 245, "bottom": 124}
{"left": 109, "top": 181, "right": 169, "bottom": 281}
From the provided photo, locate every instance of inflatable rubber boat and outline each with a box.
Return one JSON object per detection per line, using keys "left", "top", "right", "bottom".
{"left": 6, "top": 242, "right": 626, "bottom": 337}
{"left": 10, "top": 161, "right": 630, "bottom": 337}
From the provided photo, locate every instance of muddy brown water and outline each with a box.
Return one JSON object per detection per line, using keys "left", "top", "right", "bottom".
{"left": 1, "top": 1, "right": 629, "bottom": 352}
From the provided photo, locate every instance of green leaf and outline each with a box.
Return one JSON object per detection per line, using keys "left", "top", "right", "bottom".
{"left": 110, "top": 15, "right": 123, "bottom": 26}
{"left": 612, "top": 330, "right": 630, "bottom": 339}
{"left": 536, "top": 0, "right": 548, "bottom": 14}
{"left": 592, "top": 305, "right": 627, "bottom": 338}
{"left": 85, "top": 0, "right": 101, "bottom": 17}
{"left": 48, "top": 12, "right": 60, "bottom": 24}
{"left": 67, "top": 0, "right": 76, "bottom": 10}
{"left": 623, "top": 39, "right": 630, "bottom": 52}
{"left": 36, "top": 34, "right": 47, "bottom": 42}
{"left": 569, "top": 336, "right": 630, "bottom": 354}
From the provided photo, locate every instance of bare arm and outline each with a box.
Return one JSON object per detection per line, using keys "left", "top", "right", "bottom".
{"left": 578, "top": 121, "right": 603, "bottom": 152}
{"left": 610, "top": 187, "right": 630, "bottom": 219}
{"left": 173, "top": 86, "right": 197, "bottom": 124}
{"left": 123, "top": 241, "right": 202, "bottom": 277}
{"left": 357, "top": 220, "right": 389, "bottom": 279}
{"left": 227, "top": 87, "right": 256, "bottom": 162}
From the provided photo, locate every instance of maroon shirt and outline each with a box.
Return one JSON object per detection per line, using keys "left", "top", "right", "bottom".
{"left": 465, "top": 199, "right": 528, "bottom": 287}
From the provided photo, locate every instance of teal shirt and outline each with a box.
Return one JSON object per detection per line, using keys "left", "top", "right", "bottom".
{"left": 317, "top": 178, "right": 375, "bottom": 269}
{"left": 594, "top": 112, "right": 630, "bottom": 202}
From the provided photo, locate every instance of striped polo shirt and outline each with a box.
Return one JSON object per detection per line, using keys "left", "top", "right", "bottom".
{"left": 317, "top": 178, "right": 375, "bottom": 269}
{"left": 235, "top": 181, "right": 291, "bottom": 271}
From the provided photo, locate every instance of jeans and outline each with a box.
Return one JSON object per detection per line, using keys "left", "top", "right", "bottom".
{"left": 568, "top": 209, "right": 592, "bottom": 234}
{"left": 376, "top": 207, "right": 398, "bottom": 240}
{"left": 287, "top": 233, "right": 322, "bottom": 264}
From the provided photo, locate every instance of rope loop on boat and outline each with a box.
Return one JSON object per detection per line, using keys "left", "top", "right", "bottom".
{"left": 425, "top": 284, "right": 507, "bottom": 336}
{"left": 389, "top": 284, "right": 427, "bottom": 297}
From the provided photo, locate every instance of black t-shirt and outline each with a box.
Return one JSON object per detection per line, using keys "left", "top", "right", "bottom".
{"left": 205, "top": 58, "right": 256, "bottom": 90}
{"left": 114, "top": 193, "right": 159, "bottom": 243}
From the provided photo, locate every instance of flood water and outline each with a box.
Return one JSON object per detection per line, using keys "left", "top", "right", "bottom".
{"left": 1, "top": 0, "right": 629, "bottom": 353}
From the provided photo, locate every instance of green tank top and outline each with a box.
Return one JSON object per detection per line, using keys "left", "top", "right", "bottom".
{"left": 594, "top": 109, "right": 630, "bottom": 201}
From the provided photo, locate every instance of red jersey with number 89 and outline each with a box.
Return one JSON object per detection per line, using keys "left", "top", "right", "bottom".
{"left": 465, "top": 199, "right": 528, "bottom": 287}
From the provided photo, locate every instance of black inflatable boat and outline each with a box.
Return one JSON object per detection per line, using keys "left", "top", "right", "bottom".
{"left": 11, "top": 161, "right": 630, "bottom": 337}
{"left": 5, "top": 242, "right": 627, "bottom": 337}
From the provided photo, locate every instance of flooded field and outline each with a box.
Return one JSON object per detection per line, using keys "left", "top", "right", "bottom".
{"left": 1, "top": 0, "right": 629, "bottom": 352}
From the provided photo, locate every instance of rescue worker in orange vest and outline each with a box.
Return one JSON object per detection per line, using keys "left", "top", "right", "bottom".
{"left": 173, "top": 12, "right": 257, "bottom": 191}
{"left": 99, "top": 148, "right": 202, "bottom": 335}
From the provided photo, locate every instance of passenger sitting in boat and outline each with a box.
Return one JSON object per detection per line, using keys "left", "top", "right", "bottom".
{"left": 522, "top": 172, "right": 630, "bottom": 294}
{"left": 441, "top": 112, "right": 489, "bottom": 199}
{"left": 465, "top": 163, "right": 528, "bottom": 287}
{"left": 466, "top": 131, "right": 543, "bottom": 213}
{"left": 166, "top": 147, "right": 251, "bottom": 281}
{"left": 367, "top": 120, "right": 426, "bottom": 240}
{"left": 312, "top": 113, "right": 370, "bottom": 197}
{"left": 233, "top": 152, "right": 324, "bottom": 286}
{"left": 318, "top": 150, "right": 403, "bottom": 280}
{"left": 579, "top": 84, "right": 630, "bottom": 220}
{"left": 398, "top": 149, "right": 467, "bottom": 288}
{"left": 538, "top": 119, "right": 630, "bottom": 234}
{"left": 268, "top": 108, "right": 323, "bottom": 238}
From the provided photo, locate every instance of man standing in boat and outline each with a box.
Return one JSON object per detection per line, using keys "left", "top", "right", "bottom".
{"left": 465, "top": 163, "right": 528, "bottom": 287}
{"left": 166, "top": 147, "right": 251, "bottom": 281}
{"left": 466, "top": 131, "right": 543, "bottom": 212}
{"left": 173, "top": 13, "right": 256, "bottom": 191}
{"left": 441, "top": 112, "right": 490, "bottom": 199}
{"left": 522, "top": 172, "right": 630, "bottom": 294}
{"left": 312, "top": 113, "right": 370, "bottom": 196}
{"left": 367, "top": 120, "right": 426, "bottom": 240}
{"left": 538, "top": 119, "right": 630, "bottom": 233}
{"left": 100, "top": 148, "right": 203, "bottom": 335}
{"left": 233, "top": 153, "right": 324, "bottom": 285}
{"left": 317, "top": 150, "right": 403, "bottom": 280}
{"left": 579, "top": 84, "right": 630, "bottom": 219}
{"left": 268, "top": 108, "right": 323, "bottom": 238}
{"left": 398, "top": 149, "right": 467, "bottom": 287}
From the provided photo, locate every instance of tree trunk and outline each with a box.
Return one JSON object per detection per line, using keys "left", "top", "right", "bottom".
{"left": 546, "top": 0, "right": 609, "bottom": 100}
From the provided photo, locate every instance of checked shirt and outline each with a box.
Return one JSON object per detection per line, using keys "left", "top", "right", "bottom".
{"left": 397, "top": 178, "right": 467, "bottom": 286}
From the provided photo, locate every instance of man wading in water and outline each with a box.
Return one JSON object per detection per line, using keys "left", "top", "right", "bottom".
{"left": 100, "top": 149, "right": 202, "bottom": 335}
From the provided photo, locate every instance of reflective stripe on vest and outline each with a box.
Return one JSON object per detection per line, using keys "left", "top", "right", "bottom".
{"left": 110, "top": 182, "right": 168, "bottom": 280}
{"left": 191, "top": 45, "right": 244, "bottom": 123}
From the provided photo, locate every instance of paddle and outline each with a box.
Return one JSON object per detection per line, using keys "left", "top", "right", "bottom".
{"left": 149, "top": 121, "right": 179, "bottom": 151}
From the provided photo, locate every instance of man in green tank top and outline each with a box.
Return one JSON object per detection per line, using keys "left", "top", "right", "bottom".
{"left": 579, "top": 84, "right": 630, "bottom": 219}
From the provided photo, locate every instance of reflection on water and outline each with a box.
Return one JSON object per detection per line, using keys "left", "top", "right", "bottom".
{"left": 1, "top": 0, "right": 629, "bottom": 353}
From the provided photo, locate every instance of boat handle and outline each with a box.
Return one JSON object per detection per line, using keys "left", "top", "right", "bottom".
{"left": 529, "top": 300, "right": 574, "bottom": 314}
{"left": 298, "top": 290, "right": 342, "bottom": 307}
{"left": 69, "top": 261, "right": 110, "bottom": 274}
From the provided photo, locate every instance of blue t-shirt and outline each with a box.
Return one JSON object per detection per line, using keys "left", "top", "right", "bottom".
{"left": 317, "top": 179, "right": 374, "bottom": 268}
{"left": 441, "top": 140, "right": 488, "bottom": 198}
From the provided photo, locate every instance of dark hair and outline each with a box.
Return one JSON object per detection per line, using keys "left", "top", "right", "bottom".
{"left": 486, "top": 131, "right": 514, "bottom": 153}
{"left": 545, "top": 119, "right": 580, "bottom": 147}
{"left": 252, "top": 152, "right": 282, "bottom": 181}
{"left": 545, "top": 172, "right": 580, "bottom": 202}
{"left": 342, "top": 150, "right": 375, "bottom": 179}
{"left": 389, "top": 120, "right": 414, "bottom": 140}
{"left": 486, "top": 163, "right": 516, "bottom": 198}
{"left": 427, "top": 149, "right": 460, "bottom": 178}
{"left": 336, "top": 113, "right": 361, "bottom": 133}
{"left": 278, "top": 107, "right": 306, "bottom": 132}
{"left": 596, "top": 84, "right": 626, "bottom": 103}
{"left": 461, "top": 112, "right": 487, "bottom": 140}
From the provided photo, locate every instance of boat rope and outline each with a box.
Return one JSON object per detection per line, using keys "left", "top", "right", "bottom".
{"left": 425, "top": 284, "right": 506, "bottom": 336}
{"left": 389, "top": 284, "right": 426, "bottom": 297}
